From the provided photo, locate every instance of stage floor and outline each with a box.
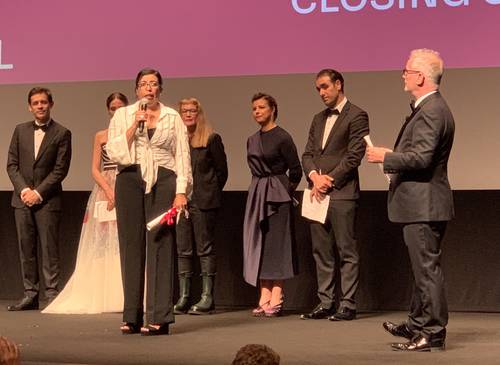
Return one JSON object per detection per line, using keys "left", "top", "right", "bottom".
{"left": 1, "top": 302, "right": 499, "bottom": 365}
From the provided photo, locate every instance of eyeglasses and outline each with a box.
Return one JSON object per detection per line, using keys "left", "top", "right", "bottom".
{"left": 180, "top": 109, "right": 198, "bottom": 114}
{"left": 402, "top": 69, "right": 421, "bottom": 76}
{"left": 137, "top": 81, "right": 159, "bottom": 89}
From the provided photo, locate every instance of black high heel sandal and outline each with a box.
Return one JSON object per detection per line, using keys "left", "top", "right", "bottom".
{"left": 120, "top": 322, "right": 141, "bottom": 335}
{"left": 140, "top": 323, "right": 170, "bottom": 336}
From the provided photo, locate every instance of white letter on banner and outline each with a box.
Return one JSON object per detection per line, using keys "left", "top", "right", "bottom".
{"left": 444, "top": 0, "right": 469, "bottom": 6}
{"left": 0, "top": 40, "right": 14, "bottom": 70}
{"left": 399, "top": 0, "right": 436, "bottom": 8}
{"left": 321, "top": 0, "right": 340, "bottom": 12}
{"left": 341, "top": 0, "right": 368, "bottom": 11}
{"left": 371, "top": 0, "right": 395, "bottom": 10}
{"left": 291, "top": 0, "right": 317, "bottom": 14}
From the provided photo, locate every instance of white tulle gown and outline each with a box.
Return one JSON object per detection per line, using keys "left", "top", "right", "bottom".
{"left": 43, "top": 146, "right": 123, "bottom": 314}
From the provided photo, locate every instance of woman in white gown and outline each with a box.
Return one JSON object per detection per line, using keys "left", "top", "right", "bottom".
{"left": 43, "top": 93, "right": 129, "bottom": 314}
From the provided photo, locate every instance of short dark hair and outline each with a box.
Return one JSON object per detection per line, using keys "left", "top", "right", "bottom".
{"left": 232, "top": 344, "right": 280, "bottom": 365}
{"left": 251, "top": 92, "right": 278, "bottom": 121}
{"left": 316, "top": 68, "right": 344, "bottom": 92}
{"left": 135, "top": 68, "right": 163, "bottom": 92}
{"left": 28, "top": 87, "right": 53, "bottom": 104}
{"left": 106, "top": 92, "right": 129, "bottom": 109}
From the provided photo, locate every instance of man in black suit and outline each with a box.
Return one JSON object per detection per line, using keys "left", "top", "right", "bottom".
{"left": 367, "top": 49, "right": 454, "bottom": 351}
{"left": 6, "top": 87, "right": 72, "bottom": 311}
{"left": 301, "top": 69, "right": 369, "bottom": 321}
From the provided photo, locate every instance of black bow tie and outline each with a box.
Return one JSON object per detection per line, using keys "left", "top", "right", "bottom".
{"left": 33, "top": 122, "right": 49, "bottom": 131}
{"left": 327, "top": 108, "right": 340, "bottom": 117}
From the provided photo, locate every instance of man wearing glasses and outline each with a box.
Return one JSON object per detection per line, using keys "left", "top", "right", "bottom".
{"left": 366, "top": 49, "right": 455, "bottom": 351}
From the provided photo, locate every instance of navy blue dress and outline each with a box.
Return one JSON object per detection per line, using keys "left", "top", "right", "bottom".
{"left": 243, "top": 126, "right": 302, "bottom": 286}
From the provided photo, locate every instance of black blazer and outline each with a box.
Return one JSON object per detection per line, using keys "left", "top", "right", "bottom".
{"left": 384, "top": 92, "right": 455, "bottom": 223}
{"left": 302, "top": 101, "right": 369, "bottom": 200}
{"left": 190, "top": 133, "right": 228, "bottom": 210}
{"left": 6, "top": 120, "right": 72, "bottom": 210}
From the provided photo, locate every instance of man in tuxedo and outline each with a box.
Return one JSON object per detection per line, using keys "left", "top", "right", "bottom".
{"left": 301, "top": 69, "right": 369, "bottom": 321}
{"left": 6, "top": 87, "right": 72, "bottom": 311}
{"left": 367, "top": 49, "right": 454, "bottom": 351}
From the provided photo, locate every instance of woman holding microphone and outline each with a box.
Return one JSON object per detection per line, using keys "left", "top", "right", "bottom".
{"left": 107, "top": 69, "right": 192, "bottom": 336}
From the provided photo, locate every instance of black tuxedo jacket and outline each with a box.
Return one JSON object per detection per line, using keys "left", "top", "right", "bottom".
{"left": 384, "top": 92, "right": 454, "bottom": 223}
{"left": 190, "top": 133, "right": 228, "bottom": 210}
{"left": 302, "top": 101, "right": 369, "bottom": 200}
{"left": 7, "top": 120, "right": 72, "bottom": 210}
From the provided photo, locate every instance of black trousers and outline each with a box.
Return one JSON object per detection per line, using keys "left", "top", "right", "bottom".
{"left": 176, "top": 203, "right": 217, "bottom": 275}
{"left": 14, "top": 204, "right": 61, "bottom": 299}
{"left": 403, "top": 222, "right": 448, "bottom": 337}
{"left": 115, "top": 166, "right": 176, "bottom": 326}
{"left": 310, "top": 199, "right": 359, "bottom": 310}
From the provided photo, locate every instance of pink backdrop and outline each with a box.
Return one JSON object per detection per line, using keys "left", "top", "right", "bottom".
{"left": 1, "top": 0, "right": 499, "bottom": 84}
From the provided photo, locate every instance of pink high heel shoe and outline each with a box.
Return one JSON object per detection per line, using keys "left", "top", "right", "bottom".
{"left": 252, "top": 301, "right": 269, "bottom": 317}
{"left": 265, "top": 297, "right": 284, "bottom": 317}
{"left": 264, "top": 302, "right": 283, "bottom": 317}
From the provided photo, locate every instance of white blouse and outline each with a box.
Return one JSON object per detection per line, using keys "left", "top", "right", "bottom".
{"left": 107, "top": 100, "right": 192, "bottom": 195}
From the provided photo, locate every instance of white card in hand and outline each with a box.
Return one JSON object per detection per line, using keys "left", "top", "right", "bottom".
{"left": 301, "top": 188, "right": 329, "bottom": 224}
{"left": 93, "top": 201, "right": 116, "bottom": 222}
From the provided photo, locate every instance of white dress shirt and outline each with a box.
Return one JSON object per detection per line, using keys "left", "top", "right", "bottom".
{"left": 24, "top": 119, "right": 52, "bottom": 202}
{"left": 106, "top": 101, "right": 192, "bottom": 195}
{"left": 34, "top": 119, "right": 51, "bottom": 158}
{"left": 321, "top": 97, "right": 347, "bottom": 149}
{"left": 414, "top": 90, "right": 437, "bottom": 108}
{"left": 308, "top": 97, "right": 348, "bottom": 179}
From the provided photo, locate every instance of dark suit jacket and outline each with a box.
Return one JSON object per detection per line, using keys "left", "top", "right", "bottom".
{"left": 384, "top": 92, "right": 454, "bottom": 223}
{"left": 6, "top": 120, "right": 72, "bottom": 210}
{"left": 191, "top": 133, "right": 228, "bottom": 210}
{"left": 302, "top": 101, "right": 369, "bottom": 200}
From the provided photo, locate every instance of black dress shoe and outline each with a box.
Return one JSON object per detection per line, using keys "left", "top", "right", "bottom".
{"left": 328, "top": 307, "right": 356, "bottom": 321}
{"left": 391, "top": 334, "right": 445, "bottom": 352}
{"left": 300, "top": 305, "right": 334, "bottom": 320}
{"left": 383, "top": 321, "right": 415, "bottom": 340}
{"left": 7, "top": 296, "right": 39, "bottom": 311}
{"left": 140, "top": 324, "right": 170, "bottom": 336}
{"left": 120, "top": 322, "right": 142, "bottom": 335}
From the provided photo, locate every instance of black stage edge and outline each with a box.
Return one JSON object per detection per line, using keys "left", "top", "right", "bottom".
{"left": 1, "top": 305, "right": 500, "bottom": 365}
{"left": 1, "top": 190, "right": 500, "bottom": 312}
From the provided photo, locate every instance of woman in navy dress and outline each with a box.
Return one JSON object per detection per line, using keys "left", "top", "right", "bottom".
{"left": 243, "top": 93, "right": 302, "bottom": 317}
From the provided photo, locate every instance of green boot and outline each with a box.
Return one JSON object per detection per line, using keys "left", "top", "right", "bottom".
{"left": 174, "top": 274, "right": 191, "bottom": 314}
{"left": 188, "top": 274, "right": 215, "bottom": 315}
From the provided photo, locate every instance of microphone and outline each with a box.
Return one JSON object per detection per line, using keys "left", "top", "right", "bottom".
{"left": 138, "top": 98, "right": 148, "bottom": 133}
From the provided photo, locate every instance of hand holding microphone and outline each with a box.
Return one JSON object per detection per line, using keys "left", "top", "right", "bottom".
{"left": 137, "top": 98, "right": 148, "bottom": 133}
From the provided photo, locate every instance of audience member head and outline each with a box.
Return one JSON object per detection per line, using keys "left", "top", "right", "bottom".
{"left": 0, "top": 336, "right": 21, "bottom": 365}
{"left": 231, "top": 344, "right": 280, "bottom": 365}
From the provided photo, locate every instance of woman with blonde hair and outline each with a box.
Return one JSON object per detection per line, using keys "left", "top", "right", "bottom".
{"left": 174, "top": 97, "right": 228, "bottom": 315}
